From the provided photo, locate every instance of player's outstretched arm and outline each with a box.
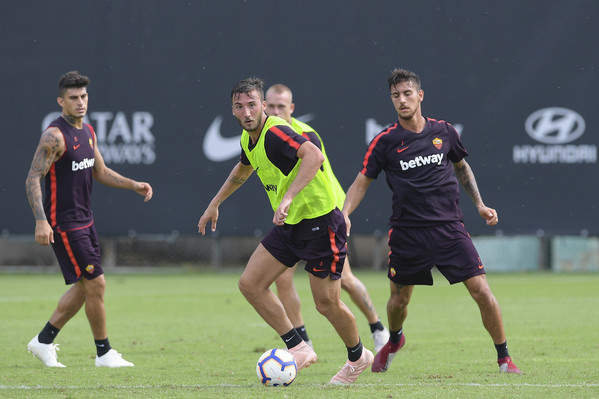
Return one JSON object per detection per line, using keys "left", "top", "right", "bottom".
{"left": 453, "top": 159, "right": 498, "bottom": 226}
{"left": 91, "top": 138, "right": 153, "bottom": 202}
{"left": 342, "top": 173, "right": 373, "bottom": 236}
{"left": 198, "top": 162, "right": 254, "bottom": 235}
{"left": 25, "top": 128, "right": 65, "bottom": 246}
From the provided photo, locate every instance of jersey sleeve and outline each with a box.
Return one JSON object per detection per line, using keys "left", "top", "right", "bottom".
{"left": 360, "top": 130, "right": 388, "bottom": 179}
{"left": 239, "top": 147, "right": 251, "bottom": 165}
{"left": 264, "top": 125, "right": 308, "bottom": 175}
{"left": 446, "top": 123, "right": 469, "bottom": 162}
{"left": 300, "top": 131, "right": 322, "bottom": 151}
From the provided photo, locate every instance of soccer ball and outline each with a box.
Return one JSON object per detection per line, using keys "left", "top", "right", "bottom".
{"left": 256, "top": 348, "right": 297, "bottom": 387}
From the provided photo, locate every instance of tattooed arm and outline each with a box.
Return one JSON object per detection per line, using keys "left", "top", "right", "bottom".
{"left": 25, "top": 128, "right": 65, "bottom": 245}
{"left": 197, "top": 162, "right": 254, "bottom": 235}
{"left": 91, "top": 135, "right": 153, "bottom": 202}
{"left": 453, "top": 159, "right": 498, "bottom": 226}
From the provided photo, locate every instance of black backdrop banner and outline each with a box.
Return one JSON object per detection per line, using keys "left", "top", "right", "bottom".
{"left": 1, "top": 1, "right": 597, "bottom": 236}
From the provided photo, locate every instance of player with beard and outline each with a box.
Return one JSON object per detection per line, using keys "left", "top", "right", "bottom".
{"left": 198, "top": 77, "right": 373, "bottom": 385}
{"left": 342, "top": 68, "right": 521, "bottom": 374}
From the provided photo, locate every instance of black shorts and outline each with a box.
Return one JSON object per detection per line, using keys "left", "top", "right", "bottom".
{"left": 261, "top": 208, "right": 347, "bottom": 280}
{"left": 387, "top": 221, "right": 485, "bottom": 285}
{"left": 51, "top": 223, "right": 103, "bottom": 284}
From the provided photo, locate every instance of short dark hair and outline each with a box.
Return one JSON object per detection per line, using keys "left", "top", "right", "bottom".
{"left": 231, "top": 77, "right": 265, "bottom": 101}
{"left": 58, "top": 71, "right": 90, "bottom": 97}
{"left": 388, "top": 68, "right": 421, "bottom": 91}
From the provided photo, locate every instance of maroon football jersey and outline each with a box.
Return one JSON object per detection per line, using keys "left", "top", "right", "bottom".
{"left": 44, "top": 116, "right": 96, "bottom": 231}
{"left": 361, "top": 117, "right": 469, "bottom": 227}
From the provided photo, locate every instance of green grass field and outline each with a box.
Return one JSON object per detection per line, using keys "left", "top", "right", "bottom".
{"left": 1, "top": 270, "right": 598, "bottom": 398}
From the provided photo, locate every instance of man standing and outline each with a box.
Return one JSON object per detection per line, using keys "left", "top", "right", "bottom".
{"left": 25, "top": 71, "right": 153, "bottom": 368}
{"left": 342, "top": 68, "right": 521, "bottom": 374}
{"left": 198, "top": 77, "right": 372, "bottom": 384}
{"left": 265, "top": 83, "right": 389, "bottom": 352}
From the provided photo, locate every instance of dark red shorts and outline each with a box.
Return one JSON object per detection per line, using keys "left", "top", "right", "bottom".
{"left": 261, "top": 209, "right": 347, "bottom": 280}
{"left": 387, "top": 221, "right": 485, "bottom": 285}
{"left": 51, "top": 223, "right": 103, "bottom": 284}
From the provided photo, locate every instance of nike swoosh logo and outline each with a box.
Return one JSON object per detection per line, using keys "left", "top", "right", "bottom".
{"left": 397, "top": 146, "right": 409, "bottom": 153}
{"left": 202, "top": 113, "right": 316, "bottom": 163}
{"left": 478, "top": 264, "right": 484, "bottom": 269}
{"left": 203, "top": 116, "right": 241, "bottom": 162}
{"left": 73, "top": 144, "right": 81, "bottom": 150}
{"left": 284, "top": 336, "right": 295, "bottom": 343}
{"left": 313, "top": 268, "right": 327, "bottom": 272}
{"left": 295, "top": 113, "right": 315, "bottom": 124}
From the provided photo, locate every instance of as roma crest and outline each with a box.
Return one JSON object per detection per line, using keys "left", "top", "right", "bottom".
{"left": 432, "top": 137, "right": 443, "bottom": 150}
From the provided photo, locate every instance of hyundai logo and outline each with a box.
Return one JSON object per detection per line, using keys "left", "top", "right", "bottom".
{"left": 525, "top": 107, "right": 585, "bottom": 144}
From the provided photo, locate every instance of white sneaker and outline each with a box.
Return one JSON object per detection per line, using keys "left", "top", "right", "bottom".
{"left": 372, "top": 327, "right": 390, "bottom": 353}
{"left": 27, "top": 335, "right": 66, "bottom": 367}
{"left": 95, "top": 349, "right": 134, "bottom": 368}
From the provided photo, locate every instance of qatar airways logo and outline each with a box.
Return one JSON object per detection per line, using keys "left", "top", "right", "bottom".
{"left": 400, "top": 153, "right": 444, "bottom": 171}
{"left": 42, "top": 112, "right": 156, "bottom": 165}
{"left": 72, "top": 157, "right": 95, "bottom": 171}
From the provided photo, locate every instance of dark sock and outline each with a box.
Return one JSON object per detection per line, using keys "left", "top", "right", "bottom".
{"left": 369, "top": 320, "right": 385, "bottom": 333}
{"left": 95, "top": 338, "right": 112, "bottom": 357}
{"left": 347, "top": 339, "right": 363, "bottom": 362}
{"left": 495, "top": 341, "right": 510, "bottom": 358}
{"left": 38, "top": 322, "right": 60, "bottom": 344}
{"left": 281, "top": 329, "right": 303, "bottom": 350}
{"left": 296, "top": 325, "right": 310, "bottom": 342}
{"left": 389, "top": 328, "right": 403, "bottom": 344}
